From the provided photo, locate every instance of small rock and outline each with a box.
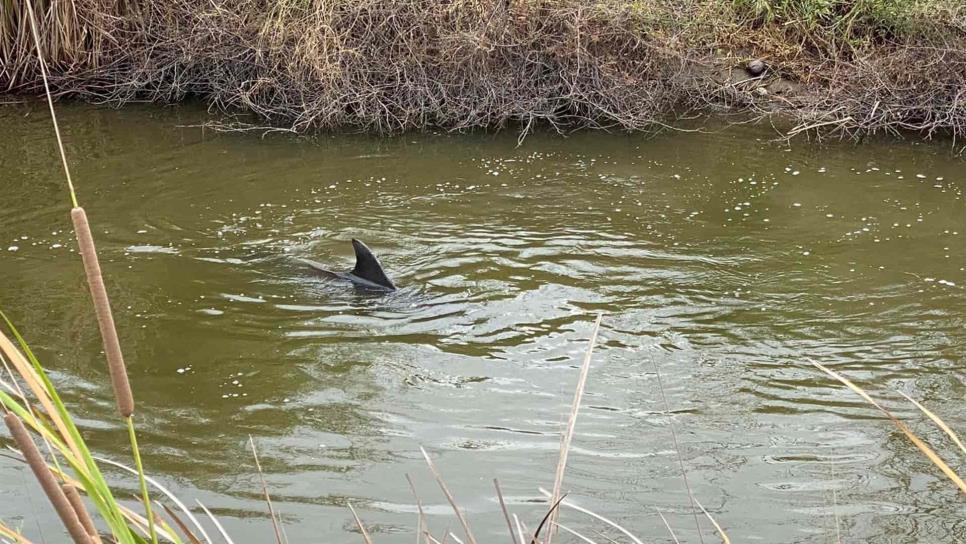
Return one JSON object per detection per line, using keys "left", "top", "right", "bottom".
{"left": 768, "top": 78, "right": 802, "bottom": 95}
{"left": 754, "top": 86, "right": 768, "bottom": 97}
{"left": 746, "top": 59, "right": 766, "bottom": 76}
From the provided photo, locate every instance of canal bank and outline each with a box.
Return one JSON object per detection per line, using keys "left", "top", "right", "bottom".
{"left": 1, "top": 102, "right": 964, "bottom": 542}
{"left": 2, "top": 0, "right": 965, "bottom": 141}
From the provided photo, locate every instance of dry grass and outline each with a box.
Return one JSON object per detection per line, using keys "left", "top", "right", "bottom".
{"left": 1, "top": 13, "right": 964, "bottom": 536}
{"left": 1, "top": 0, "right": 964, "bottom": 142}
{"left": 811, "top": 361, "right": 966, "bottom": 494}
{"left": 546, "top": 313, "right": 601, "bottom": 544}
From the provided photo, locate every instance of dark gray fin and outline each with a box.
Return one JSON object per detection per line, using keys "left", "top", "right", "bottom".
{"left": 350, "top": 239, "right": 396, "bottom": 290}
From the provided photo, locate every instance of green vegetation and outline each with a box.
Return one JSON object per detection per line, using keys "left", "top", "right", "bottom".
{"left": 733, "top": 0, "right": 935, "bottom": 35}
{"left": 0, "top": 320, "right": 172, "bottom": 544}
{"left": 729, "top": 0, "right": 966, "bottom": 54}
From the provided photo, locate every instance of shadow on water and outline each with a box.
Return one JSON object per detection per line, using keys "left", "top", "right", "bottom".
{"left": 0, "top": 102, "right": 964, "bottom": 543}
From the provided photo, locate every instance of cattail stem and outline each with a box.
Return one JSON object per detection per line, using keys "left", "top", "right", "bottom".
{"left": 127, "top": 416, "right": 157, "bottom": 544}
{"left": 63, "top": 484, "right": 102, "bottom": 544}
{"left": 22, "top": 0, "right": 79, "bottom": 208}
{"left": 4, "top": 412, "right": 91, "bottom": 544}
{"left": 70, "top": 206, "right": 134, "bottom": 418}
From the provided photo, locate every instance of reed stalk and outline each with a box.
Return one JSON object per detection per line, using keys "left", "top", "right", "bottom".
{"left": 420, "top": 447, "right": 477, "bottom": 544}
{"left": 347, "top": 502, "right": 374, "bottom": 544}
{"left": 3, "top": 412, "right": 92, "bottom": 544}
{"left": 249, "top": 435, "right": 284, "bottom": 544}
{"left": 127, "top": 416, "right": 158, "bottom": 544}
{"left": 21, "top": 0, "right": 78, "bottom": 209}
{"left": 546, "top": 314, "right": 601, "bottom": 544}
{"left": 404, "top": 474, "right": 430, "bottom": 544}
{"left": 656, "top": 509, "right": 680, "bottom": 544}
{"left": 19, "top": 1, "right": 158, "bottom": 541}
{"left": 811, "top": 361, "right": 966, "bottom": 494}
{"left": 63, "top": 484, "right": 101, "bottom": 544}
{"left": 692, "top": 497, "right": 730, "bottom": 544}
{"left": 493, "top": 479, "right": 519, "bottom": 544}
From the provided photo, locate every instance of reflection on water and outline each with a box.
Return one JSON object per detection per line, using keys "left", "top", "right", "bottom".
{"left": 0, "top": 104, "right": 963, "bottom": 543}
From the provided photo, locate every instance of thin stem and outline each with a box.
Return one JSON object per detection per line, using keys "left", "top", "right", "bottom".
{"left": 548, "top": 314, "right": 602, "bottom": 544}
{"left": 652, "top": 360, "right": 704, "bottom": 544}
{"left": 249, "top": 435, "right": 283, "bottom": 544}
{"left": 22, "top": 0, "right": 79, "bottom": 208}
{"left": 127, "top": 416, "right": 157, "bottom": 544}
{"left": 493, "top": 479, "right": 519, "bottom": 544}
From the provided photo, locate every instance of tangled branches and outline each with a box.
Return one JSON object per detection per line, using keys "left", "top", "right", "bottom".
{"left": 2, "top": 0, "right": 965, "bottom": 143}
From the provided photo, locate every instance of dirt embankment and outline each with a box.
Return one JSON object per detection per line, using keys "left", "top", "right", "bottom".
{"left": 2, "top": 0, "right": 965, "bottom": 142}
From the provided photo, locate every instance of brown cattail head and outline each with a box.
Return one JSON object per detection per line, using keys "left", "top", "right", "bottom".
{"left": 4, "top": 412, "right": 93, "bottom": 544}
{"left": 63, "top": 484, "right": 102, "bottom": 544}
{"left": 71, "top": 206, "right": 135, "bottom": 418}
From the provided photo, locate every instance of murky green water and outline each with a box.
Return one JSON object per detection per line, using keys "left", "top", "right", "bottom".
{"left": 1, "top": 104, "right": 963, "bottom": 543}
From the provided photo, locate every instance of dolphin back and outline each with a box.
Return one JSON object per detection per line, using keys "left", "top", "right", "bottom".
{"left": 297, "top": 258, "right": 342, "bottom": 279}
{"left": 350, "top": 239, "right": 397, "bottom": 290}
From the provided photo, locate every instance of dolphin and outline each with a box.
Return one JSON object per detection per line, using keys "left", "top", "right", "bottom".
{"left": 300, "top": 238, "right": 397, "bottom": 291}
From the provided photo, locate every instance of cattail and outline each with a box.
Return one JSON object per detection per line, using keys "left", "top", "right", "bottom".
{"left": 63, "top": 484, "right": 101, "bottom": 544}
{"left": 4, "top": 412, "right": 92, "bottom": 544}
{"left": 71, "top": 206, "right": 134, "bottom": 418}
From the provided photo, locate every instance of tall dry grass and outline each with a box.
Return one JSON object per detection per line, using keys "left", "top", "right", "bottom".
{"left": 2, "top": 0, "right": 965, "bottom": 142}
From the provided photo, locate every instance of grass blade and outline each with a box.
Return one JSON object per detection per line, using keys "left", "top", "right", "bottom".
{"left": 405, "top": 474, "right": 430, "bottom": 544}
{"left": 547, "top": 314, "right": 602, "bottom": 544}
{"left": 530, "top": 494, "right": 567, "bottom": 544}
{"left": 0, "top": 521, "right": 35, "bottom": 544}
{"left": 249, "top": 436, "right": 284, "bottom": 544}
{"left": 419, "top": 447, "right": 477, "bottom": 544}
{"left": 691, "top": 497, "right": 730, "bottom": 544}
{"left": 810, "top": 362, "right": 884, "bottom": 410}
{"left": 196, "top": 500, "right": 235, "bottom": 544}
{"left": 893, "top": 420, "right": 966, "bottom": 493}
{"left": 811, "top": 362, "right": 966, "bottom": 494}
{"left": 512, "top": 514, "right": 526, "bottom": 544}
{"left": 830, "top": 463, "right": 841, "bottom": 544}
{"left": 161, "top": 503, "right": 204, "bottom": 544}
{"left": 551, "top": 522, "right": 598, "bottom": 544}
{"left": 896, "top": 391, "right": 966, "bottom": 455}
{"left": 96, "top": 456, "right": 213, "bottom": 544}
{"left": 655, "top": 509, "right": 680, "bottom": 544}
{"left": 0, "top": 329, "right": 83, "bottom": 462}
{"left": 493, "top": 479, "right": 519, "bottom": 544}
{"left": 653, "top": 359, "right": 704, "bottom": 544}
{"left": 347, "top": 502, "right": 374, "bottom": 544}
{"left": 537, "top": 488, "right": 642, "bottom": 544}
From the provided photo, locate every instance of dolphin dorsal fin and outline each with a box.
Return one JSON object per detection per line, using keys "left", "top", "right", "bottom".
{"left": 350, "top": 239, "right": 396, "bottom": 290}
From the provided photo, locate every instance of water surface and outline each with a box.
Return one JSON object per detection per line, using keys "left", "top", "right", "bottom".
{"left": 0, "top": 104, "right": 963, "bottom": 543}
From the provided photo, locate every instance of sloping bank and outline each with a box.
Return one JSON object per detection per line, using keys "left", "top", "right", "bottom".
{"left": 2, "top": 0, "right": 964, "bottom": 140}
